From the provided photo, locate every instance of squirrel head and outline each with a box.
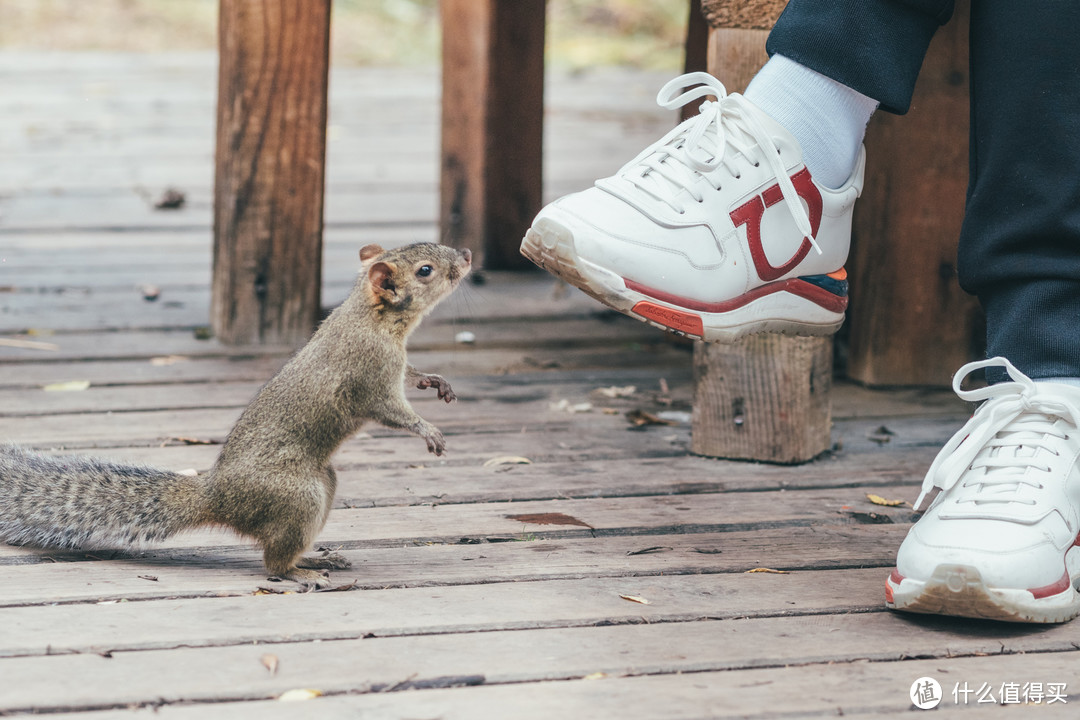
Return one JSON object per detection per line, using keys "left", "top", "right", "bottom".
{"left": 359, "top": 243, "right": 472, "bottom": 330}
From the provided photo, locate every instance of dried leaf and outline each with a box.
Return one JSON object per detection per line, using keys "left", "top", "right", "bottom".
{"left": 454, "top": 331, "right": 476, "bottom": 344}
{"left": 867, "top": 425, "right": 896, "bottom": 444}
{"left": 43, "top": 380, "right": 90, "bottom": 392}
{"left": 139, "top": 284, "right": 161, "bottom": 302}
{"left": 506, "top": 512, "right": 594, "bottom": 529}
{"left": 866, "top": 493, "right": 906, "bottom": 507}
{"left": 483, "top": 455, "right": 532, "bottom": 468}
{"left": 746, "top": 568, "right": 789, "bottom": 574}
{"left": 261, "top": 654, "right": 279, "bottom": 676}
{"left": 550, "top": 398, "right": 593, "bottom": 414}
{"left": 0, "top": 338, "right": 59, "bottom": 351}
{"left": 583, "top": 672, "right": 608, "bottom": 680}
{"left": 625, "top": 408, "right": 676, "bottom": 427}
{"left": 278, "top": 688, "right": 322, "bottom": 702}
{"left": 150, "top": 355, "right": 189, "bottom": 366}
{"left": 169, "top": 436, "right": 220, "bottom": 446}
{"left": 153, "top": 188, "right": 186, "bottom": 210}
{"left": 137, "top": 575, "right": 158, "bottom": 582}
{"left": 592, "top": 385, "right": 636, "bottom": 399}
{"left": 619, "top": 594, "right": 651, "bottom": 605}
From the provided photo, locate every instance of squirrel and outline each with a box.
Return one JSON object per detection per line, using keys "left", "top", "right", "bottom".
{"left": 0, "top": 242, "right": 472, "bottom": 588}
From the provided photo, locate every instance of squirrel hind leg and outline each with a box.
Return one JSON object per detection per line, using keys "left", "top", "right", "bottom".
{"left": 261, "top": 527, "right": 333, "bottom": 589}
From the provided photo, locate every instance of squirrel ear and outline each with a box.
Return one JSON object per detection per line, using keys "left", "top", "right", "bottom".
{"left": 359, "top": 244, "right": 385, "bottom": 264}
{"left": 368, "top": 261, "right": 398, "bottom": 301}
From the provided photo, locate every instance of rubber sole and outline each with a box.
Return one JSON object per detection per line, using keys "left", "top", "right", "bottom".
{"left": 521, "top": 218, "right": 845, "bottom": 343}
{"left": 886, "top": 564, "right": 1080, "bottom": 624}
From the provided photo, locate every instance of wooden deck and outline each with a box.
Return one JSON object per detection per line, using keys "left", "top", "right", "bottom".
{"left": 2, "top": 52, "right": 1078, "bottom": 717}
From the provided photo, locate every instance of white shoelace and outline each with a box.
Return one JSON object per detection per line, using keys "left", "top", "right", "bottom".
{"left": 914, "top": 357, "right": 1080, "bottom": 513}
{"left": 615, "top": 72, "right": 821, "bottom": 255}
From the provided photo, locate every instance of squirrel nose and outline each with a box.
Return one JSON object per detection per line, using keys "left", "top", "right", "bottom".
{"left": 460, "top": 249, "right": 472, "bottom": 265}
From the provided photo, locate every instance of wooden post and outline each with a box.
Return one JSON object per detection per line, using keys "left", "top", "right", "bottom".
{"left": 847, "top": 0, "right": 979, "bottom": 386}
{"left": 692, "top": 0, "right": 833, "bottom": 463}
{"left": 440, "top": 0, "right": 546, "bottom": 270}
{"left": 212, "top": 0, "right": 331, "bottom": 345}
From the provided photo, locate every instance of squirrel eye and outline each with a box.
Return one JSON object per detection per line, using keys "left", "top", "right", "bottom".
{"left": 416, "top": 265, "right": 434, "bottom": 278}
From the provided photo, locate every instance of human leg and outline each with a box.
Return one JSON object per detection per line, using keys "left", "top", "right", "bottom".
{"left": 889, "top": 1, "right": 1080, "bottom": 623}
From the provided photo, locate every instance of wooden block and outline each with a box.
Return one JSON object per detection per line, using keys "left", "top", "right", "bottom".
{"left": 212, "top": 0, "right": 331, "bottom": 345}
{"left": 440, "top": 0, "right": 545, "bottom": 270}
{"left": 692, "top": 335, "right": 833, "bottom": 463}
{"left": 691, "top": 6, "right": 832, "bottom": 464}
{"left": 846, "top": 0, "right": 981, "bottom": 386}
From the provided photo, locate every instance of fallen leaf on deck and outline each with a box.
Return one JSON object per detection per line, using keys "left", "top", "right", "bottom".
{"left": 746, "top": 568, "right": 789, "bottom": 574}
{"left": 150, "top": 355, "right": 189, "bottom": 366}
{"left": 138, "top": 284, "right": 160, "bottom": 302}
{"left": 866, "top": 493, "right": 906, "bottom": 507}
{"left": 137, "top": 575, "right": 158, "bottom": 582}
{"left": 506, "top": 512, "right": 594, "bottom": 529}
{"left": 0, "top": 338, "right": 59, "bottom": 351}
{"left": 483, "top": 455, "right": 532, "bottom": 468}
{"left": 592, "top": 385, "right": 636, "bottom": 399}
{"left": 261, "top": 654, "right": 279, "bottom": 676}
{"left": 619, "top": 594, "right": 651, "bottom": 605}
{"left": 314, "top": 580, "right": 360, "bottom": 593}
{"left": 153, "top": 188, "right": 186, "bottom": 210}
{"left": 867, "top": 425, "right": 896, "bottom": 444}
{"left": 840, "top": 509, "right": 894, "bottom": 524}
{"left": 254, "top": 586, "right": 291, "bottom": 595}
{"left": 625, "top": 409, "right": 676, "bottom": 427}
{"left": 278, "top": 688, "right": 322, "bottom": 702}
{"left": 170, "top": 436, "right": 220, "bottom": 446}
{"left": 43, "top": 380, "right": 90, "bottom": 392}
{"left": 583, "top": 672, "right": 608, "bottom": 680}
{"left": 550, "top": 398, "right": 593, "bottom": 414}
{"left": 454, "top": 330, "right": 476, "bottom": 344}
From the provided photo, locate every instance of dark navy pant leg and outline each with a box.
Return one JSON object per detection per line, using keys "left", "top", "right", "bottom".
{"left": 767, "top": 0, "right": 954, "bottom": 114}
{"left": 958, "top": 2, "right": 1080, "bottom": 381}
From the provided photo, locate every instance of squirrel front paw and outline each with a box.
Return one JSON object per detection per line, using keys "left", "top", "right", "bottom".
{"left": 415, "top": 374, "right": 456, "bottom": 403}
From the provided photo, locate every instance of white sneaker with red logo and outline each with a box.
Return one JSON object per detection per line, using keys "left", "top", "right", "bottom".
{"left": 887, "top": 358, "right": 1080, "bottom": 623}
{"left": 520, "top": 72, "right": 863, "bottom": 343}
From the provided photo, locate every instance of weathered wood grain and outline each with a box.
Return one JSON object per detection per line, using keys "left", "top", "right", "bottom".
{"left": 212, "top": 0, "right": 331, "bottom": 345}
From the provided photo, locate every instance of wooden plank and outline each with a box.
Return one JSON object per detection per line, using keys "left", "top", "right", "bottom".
{"left": 212, "top": 0, "right": 331, "bottom": 344}
{"left": 1, "top": 613, "right": 1076, "bottom": 713}
{"left": 0, "top": 568, "right": 891, "bottom": 655}
{"left": 0, "top": 525, "right": 911, "bottom": 603}
{"left": 52, "top": 654, "right": 1073, "bottom": 720}
{"left": 0, "top": 482, "right": 921, "bottom": 559}
{"left": 847, "top": 0, "right": 980, "bottom": 386}
{"left": 440, "top": 0, "right": 545, "bottom": 270}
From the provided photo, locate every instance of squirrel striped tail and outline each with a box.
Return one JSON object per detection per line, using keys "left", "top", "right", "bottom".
{"left": 0, "top": 445, "right": 206, "bottom": 550}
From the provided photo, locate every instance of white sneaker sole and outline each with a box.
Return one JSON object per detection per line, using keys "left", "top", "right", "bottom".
{"left": 886, "top": 564, "right": 1080, "bottom": 624}
{"left": 521, "top": 218, "right": 846, "bottom": 343}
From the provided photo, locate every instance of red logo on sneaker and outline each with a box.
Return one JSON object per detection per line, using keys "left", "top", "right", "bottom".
{"left": 729, "top": 168, "right": 823, "bottom": 282}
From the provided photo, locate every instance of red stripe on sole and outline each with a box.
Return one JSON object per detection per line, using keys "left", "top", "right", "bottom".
{"left": 624, "top": 276, "right": 848, "bottom": 315}
{"left": 631, "top": 302, "right": 704, "bottom": 336}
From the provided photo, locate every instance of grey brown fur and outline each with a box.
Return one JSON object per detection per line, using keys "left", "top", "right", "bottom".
{"left": 0, "top": 243, "right": 471, "bottom": 587}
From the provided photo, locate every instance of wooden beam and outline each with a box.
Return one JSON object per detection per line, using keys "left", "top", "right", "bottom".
{"left": 440, "top": 0, "right": 545, "bottom": 270}
{"left": 847, "top": 0, "right": 980, "bottom": 386}
{"left": 212, "top": 0, "right": 331, "bottom": 345}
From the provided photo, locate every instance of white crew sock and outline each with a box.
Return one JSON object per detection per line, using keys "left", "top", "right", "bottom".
{"left": 1043, "top": 377, "right": 1080, "bottom": 388}
{"left": 745, "top": 54, "right": 879, "bottom": 190}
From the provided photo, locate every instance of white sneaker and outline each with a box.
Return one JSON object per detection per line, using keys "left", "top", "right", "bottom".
{"left": 888, "top": 358, "right": 1080, "bottom": 623}
{"left": 521, "top": 72, "right": 864, "bottom": 343}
